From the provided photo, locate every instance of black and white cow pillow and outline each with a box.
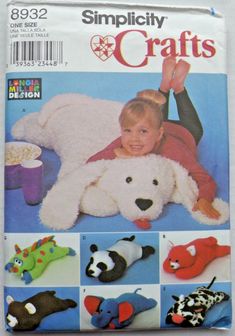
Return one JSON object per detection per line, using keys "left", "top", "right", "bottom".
{"left": 166, "top": 277, "right": 230, "bottom": 327}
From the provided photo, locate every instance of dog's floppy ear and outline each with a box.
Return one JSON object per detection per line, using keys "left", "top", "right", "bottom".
{"left": 118, "top": 301, "right": 134, "bottom": 324}
{"left": 40, "top": 159, "right": 109, "bottom": 230}
{"left": 167, "top": 158, "right": 229, "bottom": 225}
{"left": 84, "top": 296, "right": 104, "bottom": 315}
{"left": 98, "top": 251, "right": 127, "bottom": 282}
{"left": 167, "top": 158, "right": 198, "bottom": 208}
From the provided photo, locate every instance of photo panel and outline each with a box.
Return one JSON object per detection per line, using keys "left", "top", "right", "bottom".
{"left": 80, "top": 284, "right": 160, "bottom": 331}
{"left": 4, "top": 286, "right": 80, "bottom": 332}
{"left": 4, "top": 233, "right": 80, "bottom": 287}
{"left": 4, "top": 70, "right": 230, "bottom": 234}
{"left": 160, "top": 281, "right": 232, "bottom": 329}
{"left": 80, "top": 231, "right": 159, "bottom": 286}
{"left": 159, "top": 230, "right": 231, "bottom": 284}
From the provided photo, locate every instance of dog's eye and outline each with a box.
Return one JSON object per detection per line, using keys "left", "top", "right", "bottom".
{"left": 126, "top": 176, "right": 132, "bottom": 183}
{"left": 153, "top": 179, "right": 158, "bottom": 186}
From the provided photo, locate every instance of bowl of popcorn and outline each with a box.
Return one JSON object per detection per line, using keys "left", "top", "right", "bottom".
{"left": 5, "top": 141, "right": 42, "bottom": 189}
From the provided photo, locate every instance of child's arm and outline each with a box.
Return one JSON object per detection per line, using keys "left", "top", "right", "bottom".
{"left": 114, "top": 147, "right": 133, "bottom": 158}
{"left": 164, "top": 141, "right": 220, "bottom": 219}
{"left": 181, "top": 159, "right": 220, "bottom": 219}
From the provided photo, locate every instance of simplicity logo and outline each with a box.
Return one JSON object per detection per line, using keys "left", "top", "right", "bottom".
{"left": 8, "top": 78, "right": 42, "bottom": 100}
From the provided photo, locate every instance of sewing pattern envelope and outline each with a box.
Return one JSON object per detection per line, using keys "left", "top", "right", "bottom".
{"left": 4, "top": 0, "right": 232, "bottom": 332}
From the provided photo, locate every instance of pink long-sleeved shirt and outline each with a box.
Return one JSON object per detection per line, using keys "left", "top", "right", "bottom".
{"left": 87, "top": 122, "right": 216, "bottom": 202}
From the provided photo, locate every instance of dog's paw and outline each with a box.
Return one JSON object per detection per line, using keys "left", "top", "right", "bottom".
{"left": 190, "top": 198, "right": 229, "bottom": 225}
{"left": 39, "top": 194, "right": 79, "bottom": 230}
{"left": 80, "top": 185, "right": 119, "bottom": 216}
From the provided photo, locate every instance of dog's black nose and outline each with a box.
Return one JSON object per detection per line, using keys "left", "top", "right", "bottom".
{"left": 135, "top": 198, "right": 153, "bottom": 211}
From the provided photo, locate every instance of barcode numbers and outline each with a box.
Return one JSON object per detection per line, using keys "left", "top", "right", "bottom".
{"left": 10, "top": 40, "right": 63, "bottom": 66}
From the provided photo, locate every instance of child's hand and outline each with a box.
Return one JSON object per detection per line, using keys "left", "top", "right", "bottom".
{"left": 114, "top": 147, "right": 132, "bottom": 158}
{"left": 192, "top": 198, "right": 221, "bottom": 219}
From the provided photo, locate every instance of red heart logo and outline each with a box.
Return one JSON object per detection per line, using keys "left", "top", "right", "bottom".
{"left": 90, "top": 35, "right": 116, "bottom": 61}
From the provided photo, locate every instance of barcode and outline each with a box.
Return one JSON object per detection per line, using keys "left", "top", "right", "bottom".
{"left": 10, "top": 41, "right": 63, "bottom": 65}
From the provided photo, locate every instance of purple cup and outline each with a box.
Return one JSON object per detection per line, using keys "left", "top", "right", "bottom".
{"left": 5, "top": 142, "right": 42, "bottom": 189}
{"left": 21, "top": 159, "right": 44, "bottom": 205}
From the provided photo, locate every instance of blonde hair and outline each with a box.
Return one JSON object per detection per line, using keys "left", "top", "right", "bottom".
{"left": 119, "top": 89, "right": 165, "bottom": 129}
{"left": 137, "top": 89, "right": 166, "bottom": 105}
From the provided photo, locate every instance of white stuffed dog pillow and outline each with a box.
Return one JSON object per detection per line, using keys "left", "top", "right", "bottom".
{"left": 39, "top": 155, "right": 229, "bottom": 230}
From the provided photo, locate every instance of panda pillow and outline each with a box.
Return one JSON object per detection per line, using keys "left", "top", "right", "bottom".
{"left": 85, "top": 235, "right": 155, "bottom": 282}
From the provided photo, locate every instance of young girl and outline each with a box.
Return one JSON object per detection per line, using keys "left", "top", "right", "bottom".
{"left": 87, "top": 57, "right": 220, "bottom": 227}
